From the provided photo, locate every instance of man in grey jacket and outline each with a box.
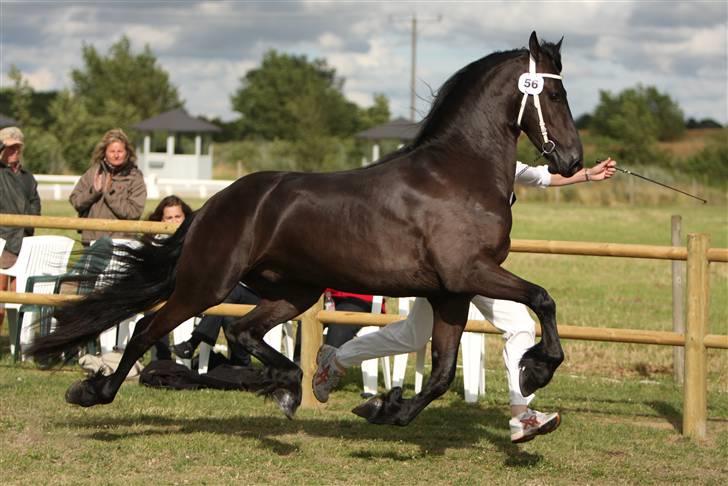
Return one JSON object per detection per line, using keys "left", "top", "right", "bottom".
{"left": 0, "top": 126, "right": 41, "bottom": 330}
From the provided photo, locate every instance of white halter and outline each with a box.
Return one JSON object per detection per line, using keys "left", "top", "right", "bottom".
{"left": 516, "top": 54, "right": 563, "bottom": 154}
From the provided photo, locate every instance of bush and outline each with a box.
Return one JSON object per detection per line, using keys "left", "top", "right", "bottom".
{"left": 672, "top": 131, "right": 728, "bottom": 186}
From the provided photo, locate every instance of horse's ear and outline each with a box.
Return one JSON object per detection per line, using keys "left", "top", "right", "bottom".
{"left": 528, "top": 31, "right": 540, "bottom": 62}
{"left": 556, "top": 36, "right": 564, "bottom": 52}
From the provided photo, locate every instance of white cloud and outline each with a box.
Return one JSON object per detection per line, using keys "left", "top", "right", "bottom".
{"left": 22, "top": 67, "right": 59, "bottom": 91}
{"left": 125, "top": 25, "right": 179, "bottom": 51}
{"left": 0, "top": 1, "right": 725, "bottom": 123}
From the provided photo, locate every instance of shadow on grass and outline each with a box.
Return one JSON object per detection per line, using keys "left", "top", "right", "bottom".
{"left": 60, "top": 398, "right": 543, "bottom": 467}
{"left": 647, "top": 400, "right": 682, "bottom": 432}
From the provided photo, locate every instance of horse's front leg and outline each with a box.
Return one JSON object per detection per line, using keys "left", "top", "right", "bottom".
{"left": 352, "top": 294, "right": 470, "bottom": 426}
{"left": 468, "top": 259, "right": 563, "bottom": 397}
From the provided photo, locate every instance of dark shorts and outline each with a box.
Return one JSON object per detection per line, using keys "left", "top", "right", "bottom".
{"left": 0, "top": 250, "right": 18, "bottom": 269}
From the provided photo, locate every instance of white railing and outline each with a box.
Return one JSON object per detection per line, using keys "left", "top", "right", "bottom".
{"left": 34, "top": 174, "right": 235, "bottom": 201}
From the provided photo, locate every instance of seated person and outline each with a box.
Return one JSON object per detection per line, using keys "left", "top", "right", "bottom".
{"left": 146, "top": 196, "right": 192, "bottom": 360}
{"left": 294, "top": 290, "right": 385, "bottom": 393}
{"left": 323, "top": 289, "right": 385, "bottom": 347}
{"left": 172, "top": 282, "right": 259, "bottom": 367}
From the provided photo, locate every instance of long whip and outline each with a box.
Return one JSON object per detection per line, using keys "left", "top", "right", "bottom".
{"left": 614, "top": 166, "right": 707, "bottom": 204}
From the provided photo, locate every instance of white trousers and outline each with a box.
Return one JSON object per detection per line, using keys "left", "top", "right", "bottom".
{"left": 336, "top": 295, "right": 536, "bottom": 406}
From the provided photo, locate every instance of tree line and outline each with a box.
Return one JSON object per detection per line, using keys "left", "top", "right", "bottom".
{"left": 0, "top": 37, "right": 390, "bottom": 174}
{"left": 0, "top": 36, "right": 724, "bottom": 181}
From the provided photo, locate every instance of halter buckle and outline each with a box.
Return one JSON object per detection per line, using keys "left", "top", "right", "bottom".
{"left": 541, "top": 140, "right": 556, "bottom": 155}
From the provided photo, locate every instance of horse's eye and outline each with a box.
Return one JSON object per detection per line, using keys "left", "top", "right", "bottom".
{"left": 548, "top": 91, "right": 561, "bottom": 102}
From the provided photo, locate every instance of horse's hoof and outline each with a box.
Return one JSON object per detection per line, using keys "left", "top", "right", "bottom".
{"left": 351, "top": 395, "right": 384, "bottom": 422}
{"left": 271, "top": 388, "right": 299, "bottom": 420}
{"left": 519, "top": 367, "right": 538, "bottom": 397}
{"left": 519, "top": 359, "right": 558, "bottom": 397}
{"left": 65, "top": 380, "right": 100, "bottom": 407}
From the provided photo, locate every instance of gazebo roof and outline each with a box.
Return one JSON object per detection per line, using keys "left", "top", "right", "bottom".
{"left": 0, "top": 113, "right": 19, "bottom": 128}
{"left": 134, "top": 108, "right": 220, "bottom": 133}
{"left": 355, "top": 117, "right": 420, "bottom": 141}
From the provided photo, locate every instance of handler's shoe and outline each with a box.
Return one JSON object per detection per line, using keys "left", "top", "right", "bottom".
{"left": 510, "top": 408, "right": 561, "bottom": 444}
{"left": 313, "top": 345, "right": 345, "bottom": 403}
{"left": 171, "top": 341, "right": 195, "bottom": 359}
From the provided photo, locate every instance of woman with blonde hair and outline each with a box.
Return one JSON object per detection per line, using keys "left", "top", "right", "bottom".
{"left": 69, "top": 128, "right": 147, "bottom": 245}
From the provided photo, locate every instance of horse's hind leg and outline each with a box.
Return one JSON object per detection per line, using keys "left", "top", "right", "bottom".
{"left": 353, "top": 294, "right": 470, "bottom": 425}
{"left": 65, "top": 295, "right": 217, "bottom": 407}
{"left": 225, "top": 285, "right": 322, "bottom": 419}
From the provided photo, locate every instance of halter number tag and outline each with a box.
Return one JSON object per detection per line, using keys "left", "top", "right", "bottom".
{"left": 518, "top": 73, "right": 544, "bottom": 95}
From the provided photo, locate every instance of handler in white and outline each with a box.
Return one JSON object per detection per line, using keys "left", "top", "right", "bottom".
{"left": 314, "top": 157, "right": 617, "bottom": 444}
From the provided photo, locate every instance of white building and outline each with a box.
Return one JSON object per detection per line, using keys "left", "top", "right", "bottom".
{"left": 134, "top": 108, "right": 220, "bottom": 180}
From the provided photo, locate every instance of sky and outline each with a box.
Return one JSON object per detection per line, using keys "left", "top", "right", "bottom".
{"left": 0, "top": 0, "right": 726, "bottom": 124}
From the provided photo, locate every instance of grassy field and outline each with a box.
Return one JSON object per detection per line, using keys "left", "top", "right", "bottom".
{"left": 0, "top": 198, "right": 726, "bottom": 484}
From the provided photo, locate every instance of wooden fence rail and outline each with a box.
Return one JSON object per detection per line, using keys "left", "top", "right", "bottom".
{"left": 0, "top": 214, "right": 725, "bottom": 440}
{"left": 2, "top": 214, "right": 727, "bottom": 263}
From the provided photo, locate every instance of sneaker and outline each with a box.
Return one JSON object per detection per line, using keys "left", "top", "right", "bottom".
{"left": 313, "top": 344, "right": 345, "bottom": 403}
{"left": 510, "top": 408, "right": 561, "bottom": 444}
{"left": 171, "top": 341, "right": 195, "bottom": 359}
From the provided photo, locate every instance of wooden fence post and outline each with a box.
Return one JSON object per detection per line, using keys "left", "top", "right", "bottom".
{"left": 300, "top": 297, "right": 324, "bottom": 409}
{"left": 672, "top": 215, "right": 685, "bottom": 384}
{"left": 683, "top": 233, "right": 710, "bottom": 440}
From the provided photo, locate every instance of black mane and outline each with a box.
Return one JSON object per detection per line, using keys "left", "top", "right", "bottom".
{"left": 364, "top": 40, "right": 562, "bottom": 167}
{"left": 414, "top": 40, "right": 562, "bottom": 148}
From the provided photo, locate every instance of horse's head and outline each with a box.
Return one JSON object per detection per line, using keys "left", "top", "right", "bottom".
{"left": 517, "top": 31, "right": 583, "bottom": 177}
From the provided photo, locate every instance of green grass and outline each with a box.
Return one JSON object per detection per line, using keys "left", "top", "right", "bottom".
{"left": 0, "top": 198, "right": 726, "bottom": 483}
{"left": 0, "top": 359, "right": 726, "bottom": 485}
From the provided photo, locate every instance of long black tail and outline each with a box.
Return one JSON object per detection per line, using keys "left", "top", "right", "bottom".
{"left": 26, "top": 216, "right": 195, "bottom": 361}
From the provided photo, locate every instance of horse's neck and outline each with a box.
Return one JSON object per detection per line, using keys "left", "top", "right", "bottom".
{"left": 443, "top": 59, "right": 522, "bottom": 195}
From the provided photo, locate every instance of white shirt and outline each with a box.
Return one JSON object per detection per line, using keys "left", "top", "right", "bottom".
{"left": 514, "top": 161, "right": 551, "bottom": 187}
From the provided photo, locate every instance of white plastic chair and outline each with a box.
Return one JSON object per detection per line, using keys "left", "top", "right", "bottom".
{"left": 359, "top": 296, "right": 392, "bottom": 396}
{"left": 390, "top": 297, "right": 422, "bottom": 390}
{"left": 461, "top": 306, "right": 487, "bottom": 403}
{"left": 0, "top": 235, "right": 75, "bottom": 359}
{"left": 171, "top": 316, "right": 214, "bottom": 372}
{"left": 264, "top": 321, "right": 295, "bottom": 361}
{"left": 389, "top": 297, "right": 486, "bottom": 403}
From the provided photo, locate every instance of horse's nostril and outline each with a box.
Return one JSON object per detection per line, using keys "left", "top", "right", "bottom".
{"left": 569, "top": 158, "right": 582, "bottom": 175}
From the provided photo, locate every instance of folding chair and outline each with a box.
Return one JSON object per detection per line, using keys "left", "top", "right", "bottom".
{"left": 19, "top": 237, "right": 115, "bottom": 357}
{"left": 0, "top": 235, "right": 75, "bottom": 361}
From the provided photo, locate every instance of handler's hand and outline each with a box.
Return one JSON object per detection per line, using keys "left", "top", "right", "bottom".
{"left": 588, "top": 157, "right": 617, "bottom": 181}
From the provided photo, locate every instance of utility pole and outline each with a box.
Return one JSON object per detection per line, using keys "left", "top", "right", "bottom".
{"left": 392, "top": 13, "right": 441, "bottom": 121}
{"left": 410, "top": 15, "right": 417, "bottom": 122}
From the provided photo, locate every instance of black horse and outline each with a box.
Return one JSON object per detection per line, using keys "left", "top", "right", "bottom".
{"left": 28, "top": 32, "right": 582, "bottom": 426}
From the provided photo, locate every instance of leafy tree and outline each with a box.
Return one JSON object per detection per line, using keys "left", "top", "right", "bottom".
{"left": 672, "top": 131, "right": 728, "bottom": 185}
{"left": 48, "top": 90, "right": 103, "bottom": 172}
{"left": 7, "top": 66, "right": 32, "bottom": 126}
{"left": 575, "top": 113, "right": 592, "bottom": 130}
{"left": 686, "top": 117, "right": 723, "bottom": 129}
{"left": 358, "top": 93, "right": 391, "bottom": 130}
{"left": 589, "top": 85, "right": 686, "bottom": 165}
{"left": 591, "top": 85, "right": 684, "bottom": 142}
{"left": 4, "top": 67, "right": 64, "bottom": 173}
{"left": 231, "top": 50, "right": 361, "bottom": 140}
{"left": 71, "top": 36, "right": 182, "bottom": 129}
{"left": 0, "top": 87, "right": 57, "bottom": 129}
{"left": 643, "top": 86, "right": 684, "bottom": 140}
